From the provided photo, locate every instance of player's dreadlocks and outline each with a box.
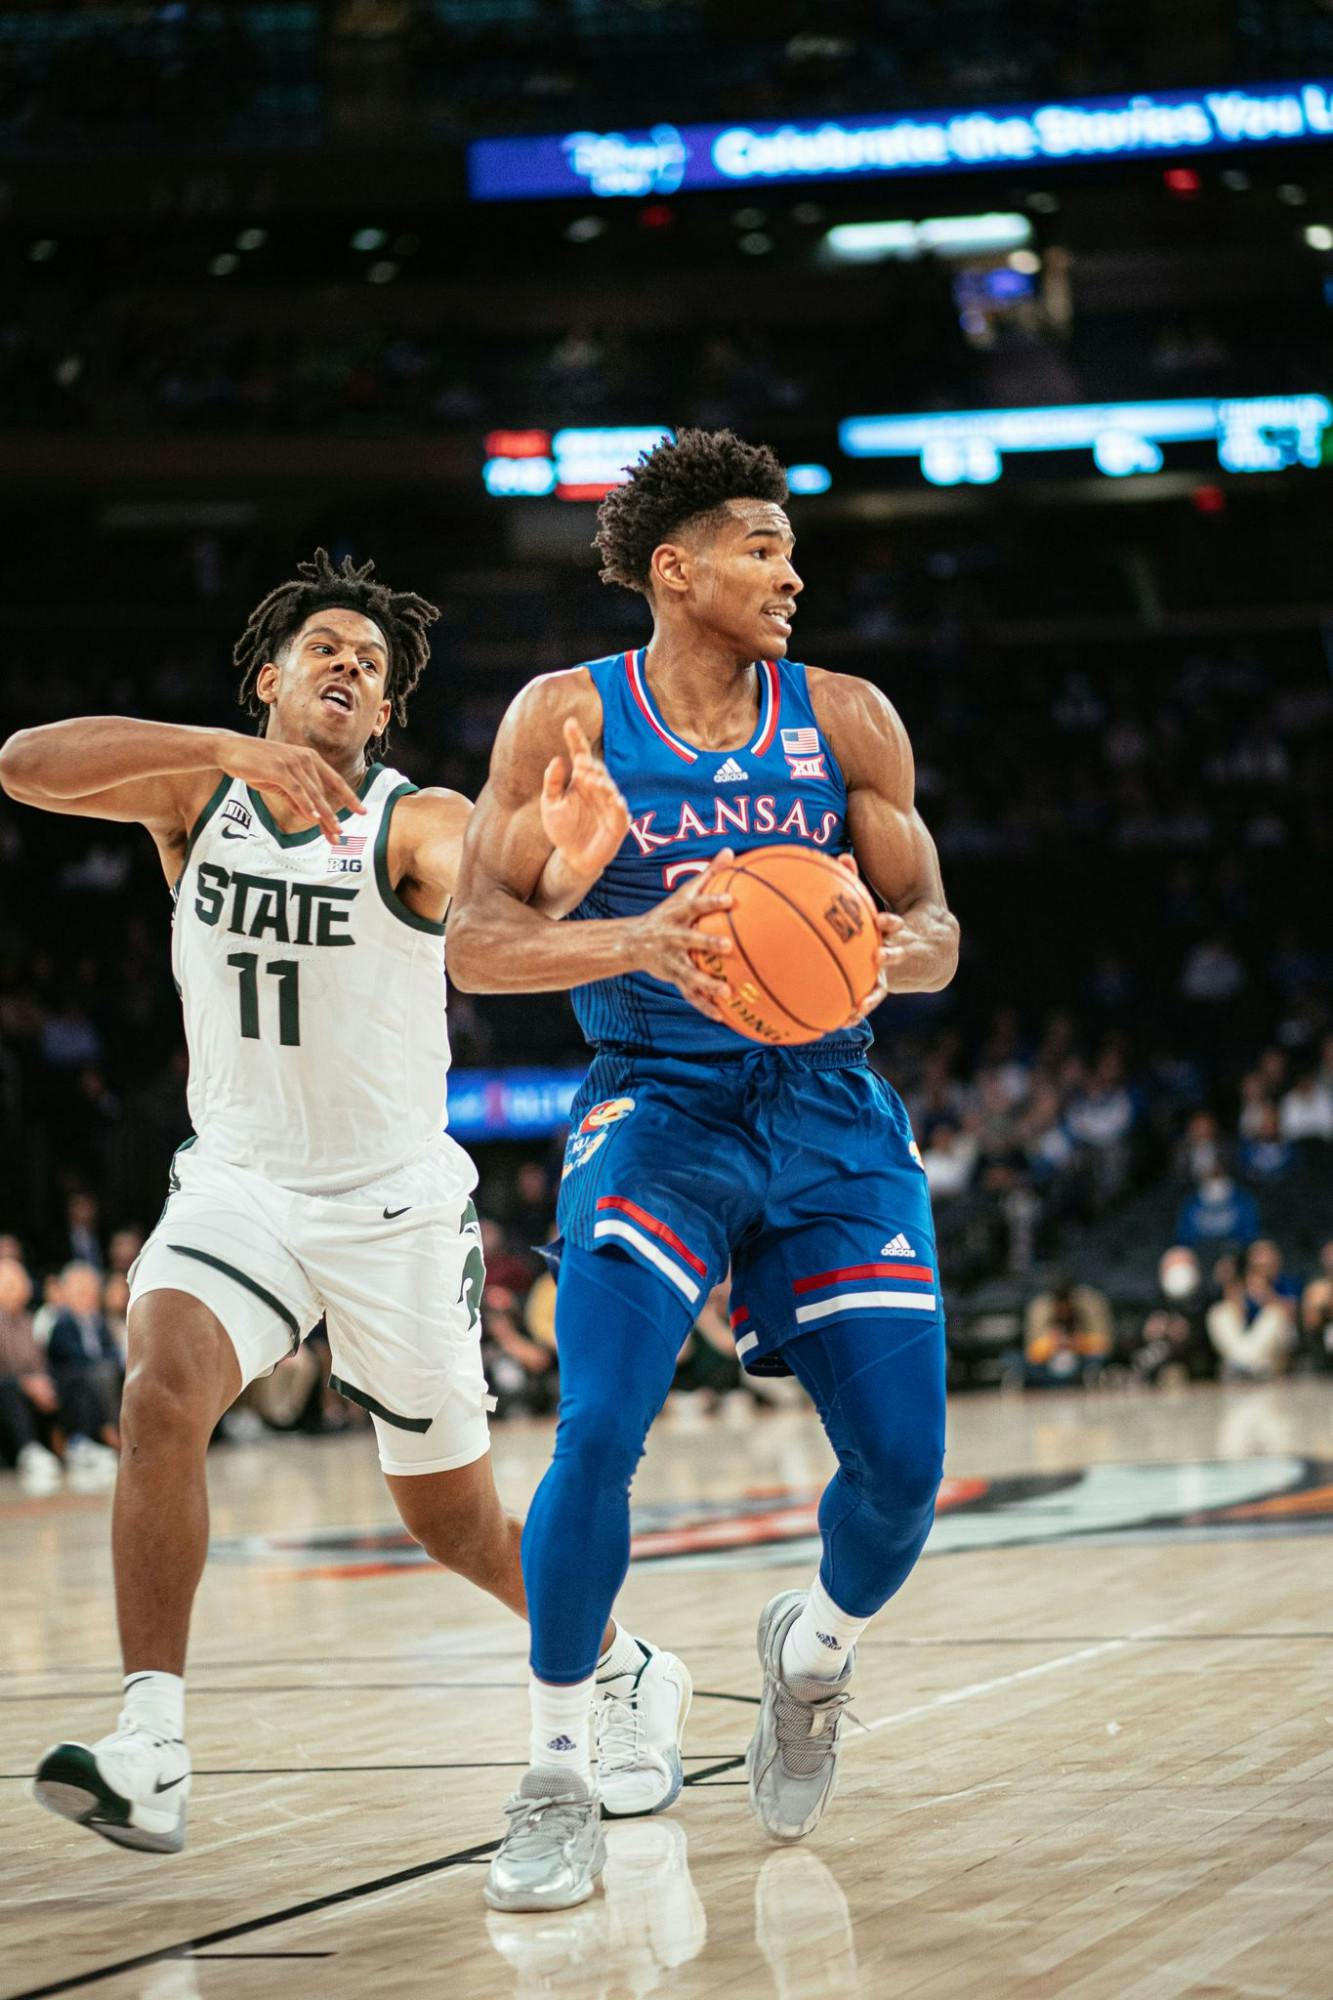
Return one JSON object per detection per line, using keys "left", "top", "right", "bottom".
{"left": 593, "top": 427, "right": 788, "bottom": 594}
{"left": 233, "top": 548, "right": 440, "bottom": 762}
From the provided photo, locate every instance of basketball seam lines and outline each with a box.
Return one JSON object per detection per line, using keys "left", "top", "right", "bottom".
{"left": 723, "top": 861, "right": 857, "bottom": 1031}
{"left": 740, "top": 855, "right": 866, "bottom": 1015}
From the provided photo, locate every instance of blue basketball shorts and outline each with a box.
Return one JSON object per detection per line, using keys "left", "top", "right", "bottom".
{"left": 554, "top": 1046, "right": 941, "bottom": 1371}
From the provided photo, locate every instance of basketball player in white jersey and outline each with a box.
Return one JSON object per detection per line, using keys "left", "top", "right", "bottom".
{"left": 0, "top": 550, "right": 691, "bottom": 1853}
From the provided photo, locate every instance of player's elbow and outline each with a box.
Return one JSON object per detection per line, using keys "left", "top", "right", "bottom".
{"left": 0, "top": 728, "right": 47, "bottom": 802}
{"left": 444, "top": 900, "right": 514, "bottom": 992}
{"left": 925, "top": 911, "right": 961, "bottom": 991}
{"left": 443, "top": 903, "right": 487, "bottom": 990}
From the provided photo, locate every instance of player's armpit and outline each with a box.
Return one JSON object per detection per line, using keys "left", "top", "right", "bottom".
{"left": 811, "top": 671, "right": 960, "bottom": 999}
{"left": 387, "top": 787, "right": 473, "bottom": 920}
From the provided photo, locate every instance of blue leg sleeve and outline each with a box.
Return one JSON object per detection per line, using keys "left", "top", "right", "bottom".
{"left": 522, "top": 1244, "right": 690, "bottom": 1685}
{"left": 783, "top": 1313, "right": 946, "bottom": 1620}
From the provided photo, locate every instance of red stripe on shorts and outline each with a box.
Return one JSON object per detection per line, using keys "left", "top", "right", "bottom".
{"left": 596, "top": 1195, "right": 708, "bottom": 1276}
{"left": 793, "top": 1261, "right": 934, "bottom": 1295}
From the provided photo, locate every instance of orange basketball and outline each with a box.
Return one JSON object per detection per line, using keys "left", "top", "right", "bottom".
{"left": 690, "top": 844, "right": 882, "bottom": 1045}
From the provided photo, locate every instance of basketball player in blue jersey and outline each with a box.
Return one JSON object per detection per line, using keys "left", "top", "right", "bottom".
{"left": 449, "top": 429, "right": 960, "bottom": 1911}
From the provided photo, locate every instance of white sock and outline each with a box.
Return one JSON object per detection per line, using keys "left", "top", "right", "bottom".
{"left": 595, "top": 1622, "right": 648, "bottom": 1698}
{"left": 121, "top": 1670, "right": 185, "bottom": 1741}
{"left": 780, "top": 1577, "right": 867, "bottom": 1684}
{"left": 529, "top": 1673, "right": 594, "bottom": 1782}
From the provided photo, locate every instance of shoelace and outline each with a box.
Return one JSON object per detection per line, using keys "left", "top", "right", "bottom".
{"left": 773, "top": 1680, "right": 852, "bottom": 1779}
{"left": 500, "top": 1791, "right": 594, "bottom": 1856}
{"left": 595, "top": 1688, "right": 647, "bottom": 1774}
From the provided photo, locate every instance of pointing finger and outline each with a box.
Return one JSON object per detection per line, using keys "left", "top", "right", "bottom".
{"left": 563, "top": 716, "right": 593, "bottom": 762}
{"left": 541, "top": 756, "right": 567, "bottom": 804}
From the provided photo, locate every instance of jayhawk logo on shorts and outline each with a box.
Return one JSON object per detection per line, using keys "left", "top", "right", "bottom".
{"left": 564, "top": 1097, "right": 636, "bottom": 1177}
{"left": 579, "top": 1097, "right": 636, "bottom": 1133}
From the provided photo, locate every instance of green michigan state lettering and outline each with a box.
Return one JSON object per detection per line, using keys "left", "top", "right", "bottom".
{"left": 193, "top": 863, "right": 356, "bottom": 946}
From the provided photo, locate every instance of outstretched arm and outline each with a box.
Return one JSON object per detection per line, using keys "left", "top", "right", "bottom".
{"left": 811, "top": 671, "right": 960, "bottom": 1010}
{"left": 0, "top": 717, "right": 365, "bottom": 878}
{"left": 446, "top": 670, "right": 734, "bottom": 1015}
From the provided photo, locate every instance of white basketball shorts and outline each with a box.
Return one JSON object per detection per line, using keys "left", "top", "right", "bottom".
{"left": 128, "top": 1132, "right": 495, "bottom": 1476}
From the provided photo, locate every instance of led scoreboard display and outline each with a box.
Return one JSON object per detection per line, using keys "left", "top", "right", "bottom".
{"left": 469, "top": 79, "right": 1333, "bottom": 202}
{"left": 482, "top": 401, "right": 1331, "bottom": 500}
{"left": 839, "top": 395, "right": 1333, "bottom": 486}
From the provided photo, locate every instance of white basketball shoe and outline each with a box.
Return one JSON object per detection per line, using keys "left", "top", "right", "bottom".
{"left": 595, "top": 1643, "right": 692, "bottom": 1817}
{"left": 33, "top": 1715, "right": 191, "bottom": 1853}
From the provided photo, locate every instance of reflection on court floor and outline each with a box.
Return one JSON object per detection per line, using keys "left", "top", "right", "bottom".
{"left": 4, "top": 1380, "right": 1333, "bottom": 1999}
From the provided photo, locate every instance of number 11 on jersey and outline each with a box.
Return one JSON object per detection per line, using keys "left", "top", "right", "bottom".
{"left": 225, "top": 952, "right": 301, "bottom": 1046}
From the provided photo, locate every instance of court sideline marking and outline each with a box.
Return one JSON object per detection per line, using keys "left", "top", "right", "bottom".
{"left": 3, "top": 1620, "right": 1198, "bottom": 2000}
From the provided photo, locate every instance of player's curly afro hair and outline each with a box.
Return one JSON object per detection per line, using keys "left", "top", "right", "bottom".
{"left": 233, "top": 548, "right": 440, "bottom": 762}
{"left": 593, "top": 427, "right": 788, "bottom": 594}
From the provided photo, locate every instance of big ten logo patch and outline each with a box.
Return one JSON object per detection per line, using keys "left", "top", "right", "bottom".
{"left": 563, "top": 1096, "right": 636, "bottom": 1177}
{"left": 327, "top": 831, "right": 366, "bottom": 876}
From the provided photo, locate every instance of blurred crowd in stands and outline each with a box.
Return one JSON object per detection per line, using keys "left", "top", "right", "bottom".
{"left": 4, "top": 291, "right": 1326, "bottom": 444}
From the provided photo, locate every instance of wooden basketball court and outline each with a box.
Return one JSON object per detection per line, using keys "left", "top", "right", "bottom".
{"left": 4, "top": 1379, "right": 1333, "bottom": 2000}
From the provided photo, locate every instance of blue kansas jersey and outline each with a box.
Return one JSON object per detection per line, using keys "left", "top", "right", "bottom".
{"left": 571, "top": 648, "right": 870, "bottom": 1059}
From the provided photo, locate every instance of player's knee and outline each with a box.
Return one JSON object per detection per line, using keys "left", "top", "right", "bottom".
{"left": 396, "top": 1480, "right": 507, "bottom": 1577}
{"left": 854, "top": 1422, "right": 943, "bottom": 1532}
{"left": 408, "top": 1507, "right": 490, "bottom": 1575}
{"left": 119, "top": 1358, "right": 217, "bottom": 1457}
{"left": 553, "top": 1389, "right": 649, "bottom": 1492}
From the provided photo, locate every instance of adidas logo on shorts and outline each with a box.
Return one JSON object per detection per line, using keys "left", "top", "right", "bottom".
{"left": 881, "top": 1232, "right": 915, "bottom": 1256}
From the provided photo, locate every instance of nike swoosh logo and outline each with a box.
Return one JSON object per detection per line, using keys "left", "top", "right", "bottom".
{"left": 220, "top": 828, "right": 247, "bottom": 840}
{"left": 153, "top": 1773, "right": 188, "bottom": 1794}
{"left": 382, "top": 1205, "right": 411, "bottom": 1219}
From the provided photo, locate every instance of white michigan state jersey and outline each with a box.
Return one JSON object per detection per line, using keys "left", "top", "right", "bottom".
{"left": 172, "top": 761, "right": 464, "bottom": 1194}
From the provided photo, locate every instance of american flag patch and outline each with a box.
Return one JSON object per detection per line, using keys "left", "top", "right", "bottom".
{"left": 332, "top": 833, "right": 366, "bottom": 854}
{"left": 781, "top": 726, "right": 819, "bottom": 756}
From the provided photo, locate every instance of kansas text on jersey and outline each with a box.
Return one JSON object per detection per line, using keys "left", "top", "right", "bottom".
{"left": 571, "top": 649, "right": 870, "bottom": 1059}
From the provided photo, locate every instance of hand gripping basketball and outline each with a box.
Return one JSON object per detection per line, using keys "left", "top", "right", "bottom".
{"left": 630, "top": 851, "right": 737, "bottom": 1022}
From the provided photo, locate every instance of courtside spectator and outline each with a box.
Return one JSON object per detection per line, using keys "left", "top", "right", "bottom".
{"left": 1022, "top": 1274, "right": 1113, "bottom": 1387}
{"left": 107, "top": 1228, "right": 145, "bottom": 1277}
{"left": 1300, "top": 1242, "right": 1333, "bottom": 1370}
{"left": 481, "top": 1283, "right": 557, "bottom": 1419}
{"left": 1132, "top": 1247, "right": 1216, "bottom": 1385}
{"left": 1177, "top": 1110, "right": 1225, "bottom": 1182}
{"left": 1206, "top": 1245, "right": 1298, "bottom": 1379}
{"left": 63, "top": 1191, "right": 103, "bottom": 1270}
{"left": 921, "top": 1120, "right": 977, "bottom": 1198}
{"left": 1176, "top": 1175, "right": 1260, "bottom": 1249}
{"left": 0, "top": 1257, "right": 63, "bottom": 1494}
{"left": 102, "top": 1271, "right": 130, "bottom": 1359}
{"left": 1279, "top": 1070, "right": 1333, "bottom": 1143}
{"left": 1239, "top": 1104, "right": 1294, "bottom": 1183}
{"left": 44, "top": 1261, "right": 121, "bottom": 1483}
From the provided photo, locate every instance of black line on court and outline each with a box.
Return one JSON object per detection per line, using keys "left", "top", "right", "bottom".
{"left": 0, "top": 1751, "right": 740, "bottom": 1781}
{"left": 187, "top": 1954, "right": 335, "bottom": 1961}
{"left": 2, "top": 1753, "right": 747, "bottom": 2000}
{"left": 8, "top": 1633, "right": 1330, "bottom": 1691}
